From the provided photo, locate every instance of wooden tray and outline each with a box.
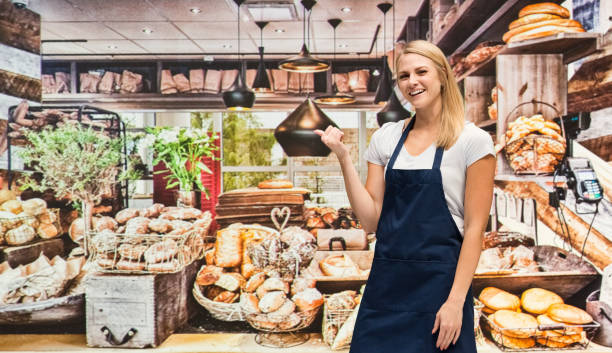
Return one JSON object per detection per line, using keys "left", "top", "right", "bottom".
{"left": 0, "top": 293, "right": 84, "bottom": 325}
{"left": 473, "top": 245, "right": 599, "bottom": 299}
{"left": 304, "top": 250, "right": 374, "bottom": 294}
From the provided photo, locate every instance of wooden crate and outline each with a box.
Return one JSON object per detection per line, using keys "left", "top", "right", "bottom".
{"left": 305, "top": 250, "right": 374, "bottom": 294}
{"left": 85, "top": 259, "right": 200, "bottom": 348}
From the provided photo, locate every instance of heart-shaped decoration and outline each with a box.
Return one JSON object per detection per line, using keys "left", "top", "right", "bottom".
{"left": 271, "top": 207, "right": 291, "bottom": 231}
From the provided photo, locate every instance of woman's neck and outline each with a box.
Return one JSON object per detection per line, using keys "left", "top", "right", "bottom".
{"left": 413, "top": 97, "right": 442, "bottom": 130}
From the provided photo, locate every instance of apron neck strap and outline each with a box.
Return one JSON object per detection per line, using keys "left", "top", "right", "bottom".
{"left": 433, "top": 146, "right": 444, "bottom": 169}
{"left": 387, "top": 117, "right": 445, "bottom": 171}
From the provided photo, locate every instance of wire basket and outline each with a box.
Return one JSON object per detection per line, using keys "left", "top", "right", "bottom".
{"left": 322, "top": 295, "right": 358, "bottom": 350}
{"left": 503, "top": 100, "right": 566, "bottom": 175}
{"left": 244, "top": 306, "right": 321, "bottom": 333}
{"left": 481, "top": 312, "right": 600, "bottom": 351}
{"left": 192, "top": 283, "right": 244, "bottom": 322}
{"left": 88, "top": 229, "right": 203, "bottom": 274}
{"left": 1, "top": 208, "right": 62, "bottom": 246}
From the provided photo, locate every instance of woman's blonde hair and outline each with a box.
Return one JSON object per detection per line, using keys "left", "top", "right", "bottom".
{"left": 395, "top": 40, "right": 464, "bottom": 149}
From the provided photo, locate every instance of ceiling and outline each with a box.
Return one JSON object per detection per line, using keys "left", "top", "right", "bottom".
{"left": 31, "top": 0, "right": 419, "bottom": 60}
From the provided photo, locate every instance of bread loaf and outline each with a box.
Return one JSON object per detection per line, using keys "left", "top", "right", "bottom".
{"left": 332, "top": 303, "right": 360, "bottom": 350}
{"left": 257, "top": 179, "right": 293, "bottom": 189}
{"left": 37, "top": 223, "right": 59, "bottom": 239}
{"left": 290, "top": 277, "right": 317, "bottom": 296}
{"left": 259, "top": 291, "right": 286, "bottom": 313}
{"left": 320, "top": 253, "right": 362, "bottom": 277}
{"left": 547, "top": 303, "right": 593, "bottom": 324}
{"left": 518, "top": 3, "right": 570, "bottom": 18}
{"left": 292, "top": 288, "right": 324, "bottom": 312}
{"left": 493, "top": 309, "right": 538, "bottom": 338}
{"left": 22, "top": 198, "right": 47, "bottom": 216}
{"left": 240, "top": 293, "right": 261, "bottom": 314}
{"left": 521, "top": 288, "right": 563, "bottom": 314}
{"left": 214, "top": 228, "right": 242, "bottom": 267}
{"left": 507, "top": 25, "right": 585, "bottom": 43}
{"left": 491, "top": 330, "right": 536, "bottom": 349}
{"left": 215, "top": 272, "right": 245, "bottom": 292}
{"left": 243, "top": 271, "right": 266, "bottom": 293}
{"left": 503, "top": 19, "right": 582, "bottom": 42}
{"left": 536, "top": 314, "right": 583, "bottom": 335}
{"left": 268, "top": 299, "right": 296, "bottom": 320}
{"left": 509, "top": 13, "right": 562, "bottom": 29}
{"left": 479, "top": 287, "right": 521, "bottom": 311}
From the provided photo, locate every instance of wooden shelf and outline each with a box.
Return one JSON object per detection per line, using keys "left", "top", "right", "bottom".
{"left": 42, "top": 92, "right": 381, "bottom": 111}
{"left": 457, "top": 53, "right": 498, "bottom": 82}
{"left": 499, "top": 32, "right": 602, "bottom": 64}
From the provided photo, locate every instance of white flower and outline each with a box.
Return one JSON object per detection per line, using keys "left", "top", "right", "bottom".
{"left": 158, "top": 129, "right": 178, "bottom": 144}
{"left": 183, "top": 128, "right": 196, "bottom": 139}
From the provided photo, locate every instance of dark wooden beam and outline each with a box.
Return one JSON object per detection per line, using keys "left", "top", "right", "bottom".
{"left": 568, "top": 54, "right": 612, "bottom": 113}
{"left": 0, "top": 68, "right": 41, "bottom": 102}
{"left": 579, "top": 135, "right": 612, "bottom": 162}
{"left": 0, "top": 0, "right": 40, "bottom": 54}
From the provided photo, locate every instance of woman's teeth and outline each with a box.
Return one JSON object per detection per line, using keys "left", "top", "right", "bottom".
{"left": 409, "top": 89, "right": 425, "bottom": 96}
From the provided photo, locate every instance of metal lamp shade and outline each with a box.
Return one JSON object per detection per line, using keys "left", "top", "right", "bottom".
{"left": 274, "top": 98, "right": 338, "bottom": 156}
{"left": 279, "top": 44, "right": 329, "bottom": 73}
{"left": 314, "top": 93, "right": 356, "bottom": 105}
{"left": 377, "top": 90, "right": 412, "bottom": 126}
{"left": 253, "top": 47, "right": 271, "bottom": 91}
{"left": 374, "top": 55, "right": 393, "bottom": 105}
{"left": 223, "top": 71, "right": 255, "bottom": 111}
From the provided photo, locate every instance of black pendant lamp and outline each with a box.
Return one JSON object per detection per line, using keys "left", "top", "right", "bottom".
{"left": 275, "top": 98, "right": 338, "bottom": 156}
{"left": 314, "top": 19, "right": 355, "bottom": 105}
{"left": 278, "top": 0, "right": 329, "bottom": 73}
{"left": 252, "top": 21, "right": 271, "bottom": 92}
{"left": 374, "top": 2, "right": 393, "bottom": 105}
{"left": 377, "top": 89, "right": 411, "bottom": 126}
{"left": 223, "top": 0, "right": 255, "bottom": 110}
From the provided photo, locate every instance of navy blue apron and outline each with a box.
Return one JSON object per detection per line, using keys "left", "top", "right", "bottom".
{"left": 350, "top": 118, "right": 476, "bottom": 353}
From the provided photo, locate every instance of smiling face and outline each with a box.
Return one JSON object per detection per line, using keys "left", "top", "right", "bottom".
{"left": 396, "top": 53, "right": 444, "bottom": 110}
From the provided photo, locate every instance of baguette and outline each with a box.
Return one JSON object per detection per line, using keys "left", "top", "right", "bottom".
{"left": 509, "top": 13, "right": 562, "bottom": 30}
{"left": 507, "top": 25, "right": 585, "bottom": 43}
{"left": 503, "top": 19, "right": 582, "bottom": 42}
{"left": 518, "top": 2, "right": 570, "bottom": 18}
{"left": 257, "top": 179, "right": 293, "bottom": 189}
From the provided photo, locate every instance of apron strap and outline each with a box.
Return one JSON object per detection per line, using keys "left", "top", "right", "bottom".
{"left": 433, "top": 146, "right": 444, "bottom": 170}
{"left": 387, "top": 118, "right": 415, "bottom": 171}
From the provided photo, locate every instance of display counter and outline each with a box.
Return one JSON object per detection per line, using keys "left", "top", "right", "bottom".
{"left": 1, "top": 333, "right": 612, "bottom": 353}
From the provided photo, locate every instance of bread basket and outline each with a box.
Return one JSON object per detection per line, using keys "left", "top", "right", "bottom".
{"left": 503, "top": 100, "right": 566, "bottom": 175}
{"left": 1, "top": 208, "right": 62, "bottom": 246}
{"left": 192, "top": 283, "right": 245, "bottom": 322}
{"left": 244, "top": 306, "right": 320, "bottom": 333}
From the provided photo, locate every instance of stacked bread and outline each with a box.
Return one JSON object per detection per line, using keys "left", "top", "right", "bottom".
{"left": 240, "top": 274, "right": 324, "bottom": 331}
{"left": 476, "top": 245, "right": 540, "bottom": 275}
{"left": 87, "top": 205, "right": 213, "bottom": 273}
{"left": 503, "top": 3, "right": 585, "bottom": 43}
{"left": 479, "top": 287, "right": 594, "bottom": 349}
{"left": 0, "top": 198, "right": 61, "bottom": 246}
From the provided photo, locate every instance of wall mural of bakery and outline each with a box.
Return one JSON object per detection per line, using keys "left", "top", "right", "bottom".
{"left": 0, "top": 0, "right": 611, "bottom": 352}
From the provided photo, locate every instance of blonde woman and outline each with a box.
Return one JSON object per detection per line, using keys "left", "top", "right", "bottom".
{"left": 315, "top": 40, "right": 495, "bottom": 352}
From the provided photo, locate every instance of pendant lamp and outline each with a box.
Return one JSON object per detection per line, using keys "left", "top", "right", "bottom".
{"left": 278, "top": 0, "right": 329, "bottom": 73}
{"left": 275, "top": 98, "right": 338, "bottom": 156}
{"left": 377, "top": 89, "right": 411, "bottom": 126}
{"left": 223, "top": 0, "right": 255, "bottom": 110}
{"left": 252, "top": 21, "right": 271, "bottom": 92}
{"left": 314, "top": 19, "right": 355, "bottom": 105}
{"left": 373, "top": 2, "right": 393, "bottom": 105}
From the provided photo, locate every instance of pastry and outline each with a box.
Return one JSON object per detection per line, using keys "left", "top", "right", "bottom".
{"left": 37, "top": 210, "right": 58, "bottom": 225}
{"left": 204, "top": 249, "right": 215, "bottom": 265}
{"left": 118, "top": 243, "right": 147, "bottom": 260}
{"left": 259, "top": 291, "right": 287, "bottom": 313}
{"left": 243, "top": 271, "right": 266, "bottom": 293}
{"left": 213, "top": 291, "right": 239, "bottom": 304}
{"left": 260, "top": 277, "right": 290, "bottom": 294}
{"left": 518, "top": 2, "right": 570, "bottom": 18}
{"left": 147, "top": 259, "right": 180, "bottom": 273}
{"left": 241, "top": 293, "right": 261, "bottom": 314}
{"left": 292, "top": 288, "right": 324, "bottom": 312}
{"left": 521, "top": 288, "right": 563, "bottom": 314}
{"left": 509, "top": 13, "right": 562, "bottom": 29}
{"left": 196, "top": 265, "right": 224, "bottom": 286}
{"left": 144, "top": 238, "right": 178, "bottom": 263}
{"left": 268, "top": 299, "right": 296, "bottom": 320}
{"left": 21, "top": 198, "right": 47, "bottom": 216}
{"left": 214, "top": 228, "right": 242, "bottom": 268}
{"left": 1, "top": 199, "right": 22, "bottom": 214}
{"left": 148, "top": 218, "right": 172, "bottom": 233}
{"left": 115, "top": 208, "right": 140, "bottom": 224}
{"left": 204, "top": 285, "right": 225, "bottom": 301}
{"left": 327, "top": 290, "right": 358, "bottom": 310}
{"left": 37, "top": 223, "right": 59, "bottom": 239}
{"left": 278, "top": 313, "right": 302, "bottom": 330}
{"left": 547, "top": 303, "right": 593, "bottom": 324}
{"left": 493, "top": 309, "right": 538, "bottom": 338}
{"left": 320, "top": 254, "right": 363, "bottom": 277}
{"left": 290, "top": 277, "right": 317, "bottom": 296}
{"left": 94, "top": 216, "right": 118, "bottom": 232}
{"left": 257, "top": 179, "right": 293, "bottom": 189}
{"left": 125, "top": 217, "right": 150, "bottom": 234}
{"left": 250, "top": 314, "right": 277, "bottom": 330}
{"left": 116, "top": 259, "right": 146, "bottom": 271}
{"left": 332, "top": 304, "right": 360, "bottom": 350}
{"left": 214, "top": 272, "right": 245, "bottom": 292}
{"left": 479, "top": 287, "right": 521, "bottom": 311}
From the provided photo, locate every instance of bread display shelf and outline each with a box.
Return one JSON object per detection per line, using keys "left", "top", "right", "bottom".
{"left": 457, "top": 52, "right": 498, "bottom": 82}
{"left": 0, "top": 293, "right": 84, "bottom": 326}
{"left": 473, "top": 246, "right": 599, "bottom": 300}
{"left": 499, "top": 32, "right": 602, "bottom": 64}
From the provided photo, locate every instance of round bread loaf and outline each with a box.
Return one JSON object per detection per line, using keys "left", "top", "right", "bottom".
{"left": 536, "top": 314, "right": 583, "bottom": 335}
{"left": 22, "top": 198, "right": 47, "bottom": 216}
{"left": 518, "top": 2, "right": 570, "bottom": 18}
{"left": 268, "top": 299, "right": 296, "bottom": 320}
{"left": 507, "top": 25, "right": 585, "bottom": 43}
{"left": 1, "top": 199, "right": 22, "bottom": 214}
{"left": 292, "top": 288, "right": 324, "bottom": 312}
{"left": 37, "top": 223, "right": 59, "bottom": 239}
{"left": 547, "top": 303, "right": 593, "bottom": 324}
{"left": 493, "top": 310, "right": 538, "bottom": 338}
{"left": 509, "top": 13, "right": 562, "bottom": 29}
{"left": 291, "top": 277, "right": 317, "bottom": 296}
{"left": 243, "top": 272, "right": 266, "bottom": 293}
{"left": 37, "top": 210, "right": 58, "bottom": 225}
{"left": 278, "top": 312, "right": 302, "bottom": 330}
{"left": 240, "top": 293, "right": 261, "bottom": 314}
{"left": 479, "top": 287, "right": 521, "bottom": 311}
{"left": 115, "top": 208, "right": 140, "bottom": 224}
{"left": 259, "top": 291, "right": 287, "bottom": 313}
{"left": 503, "top": 19, "right": 582, "bottom": 42}
{"left": 521, "top": 288, "right": 564, "bottom": 314}
{"left": 491, "top": 330, "right": 536, "bottom": 349}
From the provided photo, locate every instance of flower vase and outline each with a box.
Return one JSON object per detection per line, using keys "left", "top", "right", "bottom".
{"left": 175, "top": 190, "right": 201, "bottom": 209}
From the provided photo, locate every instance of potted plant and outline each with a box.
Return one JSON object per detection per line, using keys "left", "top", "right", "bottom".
{"left": 139, "top": 127, "right": 219, "bottom": 207}
{"left": 18, "top": 123, "right": 130, "bottom": 252}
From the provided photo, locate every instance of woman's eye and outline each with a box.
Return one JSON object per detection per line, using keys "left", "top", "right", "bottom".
{"left": 417, "top": 70, "right": 426, "bottom": 75}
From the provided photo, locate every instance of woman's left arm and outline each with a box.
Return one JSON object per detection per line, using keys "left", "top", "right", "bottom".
{"left": 433, "top": 154, "right": 496, "bottom": 350}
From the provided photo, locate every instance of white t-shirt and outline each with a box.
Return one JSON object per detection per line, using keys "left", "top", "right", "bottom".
{"left": 364, "top": 119, "right": 495, "bottom": 236}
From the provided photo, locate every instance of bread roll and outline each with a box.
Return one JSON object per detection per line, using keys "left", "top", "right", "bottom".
{"left": 491, "top": 330, "right": 536, "bottom": 349}
{"left": 493, "top": 309, "right": 538, "bottom": 338}
{"left": 292, "top": 288, "right": 324, "bottom": 312}
{"left": 125, "top": 216, "right": 150, "bottom": 234}
{"left": 148, "top": 218, "right": 172, "bottom": 233}
{"left": 547, "top": 303, "right": 593, "bottom": 324}
{"left": 326, "top": 290, "right": 358, "bottom": 310}
{"left": 215, "top": 272, "right": 245, "bottom": 292}
{"left": 277, "top": 312, "right": 302, "bottom": 330}
{"left": 521, "top": 288, "right": 564, "bottom": 314}
{"left": 536, "top": 314, "right": 583, "bottom": 335}
{"left": 250, "top": 314, "right": 278, "bottom": 330}
{"left": 503, "top": 19, "right": 582, "bottom": 42}
{"left": 268, "top": 299, "right": 296, "bottom": 320}
{"left": 260, "top": 277, "right": 290, "bottom": 294}
{"left": 479, "top": 287, "right": 521, "bottom": 311}
{"left": 118, "top": 243, "right": 147, "bottom": 260}
{"left": 116, "top": 259, "right": 146, "bottom": 271}
{"left": 214, "top": 228, "right": 242, "bottom": 268}
{"left": 241, "top": 293, "right": 261, "bottom": 314}
{"left": 22, "top": 198, "right": 47, "bottom": 216}
{"left": 213, "top": 291, "right": 239, "bottom": 304}
{"left": 257, "top": 179, "right": 293, "bottom": 189}
{"left": 37, "top": 223, "right": 59, "bottom": 239}
{"left": 320, "top": 254, "right": 362, "bottom": 277}
{"left": 509, "top": 13, "right": 562, "bottom": 29}
{"left": 148, "top": 259, "right": 180, "bottom": 273}
{"left": 196, "top": 265, "right": 223, "bottom": 286}
{"left": 1, "top": 199, "right": 22, "bottom": 214}
{"left": 94, "top": 216, "right": 118, "bottom": 232}
{"left": 518, "top": 3, "right": 570, "bottom": 18}
{"left": 243, "top": 271, "right": 266, "bottom": 293}
{"left": 259, "top": 291, "right": 286, "bottom": 313}
{"left": 144, "top": 238, "right": 178, "bottom": 263}
{"left": 507, "top": 25, "right": 585, "bottom": 43}
{"left": 37, "top": 210, "right": 58, "bottom": 225}
{"left": 290, "top": 277, "right": 317, "bottom": 296}
{"left": 115, "top": 208, "right": 139, "bottom": 224}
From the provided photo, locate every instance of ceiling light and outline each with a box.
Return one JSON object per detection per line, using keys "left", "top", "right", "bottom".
{"left": 315, "top": 18, "right": 355, "bottom": 106}
{"left": 190, "top": 7, "right": 201, "bottom": 14}
{"left": 253, "top": 21, "right": 271, "bottom": 92}
{"left": 142, "top": 28, "right": 153, "bottom": 34}
{"left": 223, "top": 0, "right": 255, "bottom": 111}
{"left": 377, "top": 89, "right": 412, "bottom": 127}
{"left": 274, "top": 28, "right": 285, "bottom": 33}
{"left": 107, "top": 45, "right": 118, "bottom": 49}
{"left": 278, "top": 0, "right": 329, "bottom": 73}
{"left": 341, "top": 7, "right": 351, "bottom": 12}
{"left": 374, "top": 2, "right": 393, "bottom": 104}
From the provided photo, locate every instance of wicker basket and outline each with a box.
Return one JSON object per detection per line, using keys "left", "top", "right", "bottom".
{"left": 1, "top": 208, "right": 62, "bottom": 246}
{"left": 322, "top": 296, "right": 357, "bottom": 350}
{"left": 244, "top": 306, "right": 320, "bottom": 333}
{"left": 192, "top": 283, "right": 244, "bottom": 322}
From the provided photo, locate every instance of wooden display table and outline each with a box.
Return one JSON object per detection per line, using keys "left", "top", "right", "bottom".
{"left": 1, "top": 334, "right": 611, "bottom": 353}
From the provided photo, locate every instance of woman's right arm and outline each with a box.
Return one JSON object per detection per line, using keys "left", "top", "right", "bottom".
{"left": 315, "top": 126, "right": 385, "bottom": 232}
